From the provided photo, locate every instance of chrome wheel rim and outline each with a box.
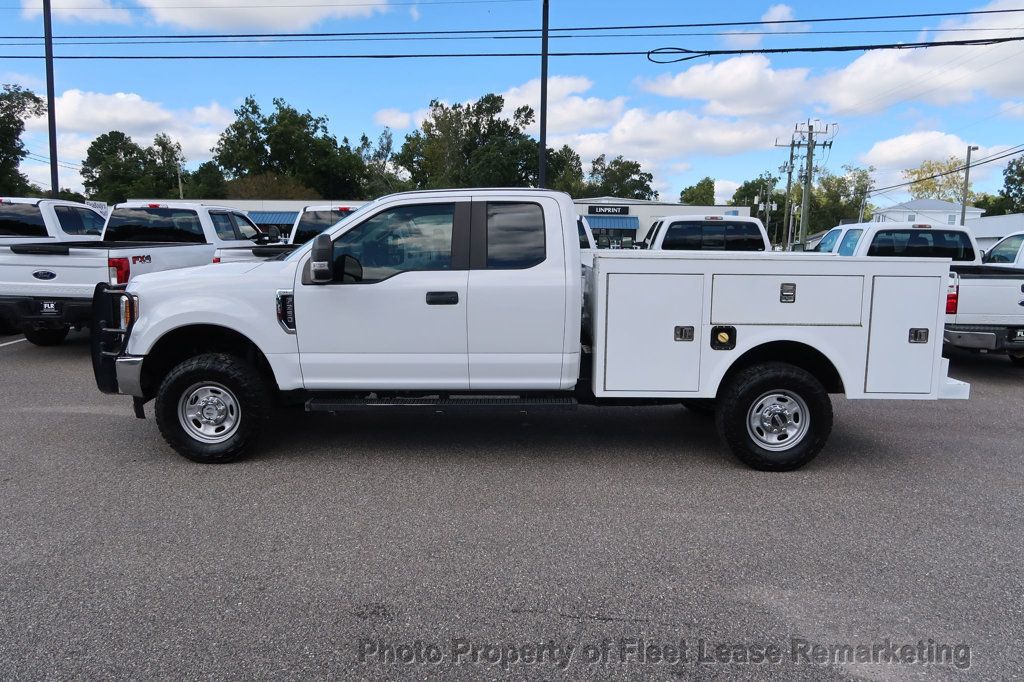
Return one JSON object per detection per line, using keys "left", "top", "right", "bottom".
{"left": 746, "top": 390, "right": 810, "bottom": 452}
{"left": 178, "top": 382, "right": 241, "bottom": 444}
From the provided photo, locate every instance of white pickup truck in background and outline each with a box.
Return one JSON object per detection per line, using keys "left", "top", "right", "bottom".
{"left": 213, "top": 203, "right": 363, "bottom": 264}
{"left": 0, "top": 202, "right": 269, "bottom": 346}
{"left": 93, "top": 189, "right": 967, "bottom": 472}
{"left": 641, "top": 215, "right": 770, "bottom": 252}
{"left": 0, "top": 197, "right": 106, "bottom": 245}
{"left": 815, "top": 221, "right": 1024, "bottom": 365}
{"left": 981, "top": 231, "right": 1024, "bottom": 268}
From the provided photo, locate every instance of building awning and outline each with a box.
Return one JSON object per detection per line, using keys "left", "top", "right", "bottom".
{"left": 586, "top": 215, "right": 640, "bottom": 230}
{"left": 248, "top": 211, "right": 298, "bottom": 225}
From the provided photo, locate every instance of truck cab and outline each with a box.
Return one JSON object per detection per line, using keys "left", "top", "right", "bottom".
{"left": 982, "top": 231, "right": 1024, "bottom": 268}
{"left": 0, "top": 197, "right": 105, "bottom": 246}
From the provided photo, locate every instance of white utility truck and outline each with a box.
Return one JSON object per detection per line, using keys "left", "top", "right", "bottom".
{"left": 641, "top": 215, "right": 770, "bottom": 252}
{"left": 815, "top": 221, "right": 1024, "bottom": 365}
{"left": 92, "top": 189, "right": 968, "bottom": 471}
{"left": 0, "top": 202, "right": 270, "bottom": 345}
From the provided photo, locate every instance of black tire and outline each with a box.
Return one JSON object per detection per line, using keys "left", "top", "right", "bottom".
{"left": 681, "top": 398, "right": 716, "bottom": 416}
{"left": 1010, "top": 353, "right": 1024, "bottom": 368}
{"left": 155, "top": 352, "right": 270, "bottom": 463}
{"left": 715, "top": 362, "right": 833, "bottom": 472}
{"left": 24, "top": 327, "right": 69, "bottom": 346}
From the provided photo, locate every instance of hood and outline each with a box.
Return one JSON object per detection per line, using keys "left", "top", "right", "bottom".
{"left": 128, "top": 260, "right": 267, "bottom": 291}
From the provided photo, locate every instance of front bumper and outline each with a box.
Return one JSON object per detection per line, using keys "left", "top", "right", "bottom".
{"left": 114, "top": 356, "right": 145, "bottom": 397}
{"left": 0, "top": 295, "right": 92, "bottom": 330}
{"left": 944, "top": 325, "right": 1024, "bottom": 353}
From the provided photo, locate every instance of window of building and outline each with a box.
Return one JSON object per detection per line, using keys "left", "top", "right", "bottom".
{"left": 907, "top": 213, "right": 916, "bottom": 221}
{"left": 947, "top": 214, "right": 957, "bottom": 225}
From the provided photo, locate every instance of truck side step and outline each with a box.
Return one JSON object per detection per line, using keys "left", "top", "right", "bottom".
{"left": 305, "top": 395, "right": 578, "bottom": 412}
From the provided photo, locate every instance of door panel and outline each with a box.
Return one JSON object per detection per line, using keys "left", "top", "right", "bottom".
{"left": 866, "top": 276, "right": 940, "bottom": 394}
{"left": 295, "top": 199, "right": 470, "bottom": 390}
{"left": 467, "top": 199, "right": 567, "bottom": 390}
{"left": 605, "top": 273, "right": 703, "bottom": 392}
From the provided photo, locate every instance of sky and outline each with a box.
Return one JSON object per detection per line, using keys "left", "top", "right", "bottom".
{"left": 4, "top": 0, "right": 1024, "bottom": 210}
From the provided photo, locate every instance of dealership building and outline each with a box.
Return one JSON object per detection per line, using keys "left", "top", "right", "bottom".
{"left": 574, "top": 197, "right": 748, "bottom": 248}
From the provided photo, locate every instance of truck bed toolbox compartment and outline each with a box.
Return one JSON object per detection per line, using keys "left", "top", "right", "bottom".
{"left": 711, "top": 274, "right": 863, "bottom": 326}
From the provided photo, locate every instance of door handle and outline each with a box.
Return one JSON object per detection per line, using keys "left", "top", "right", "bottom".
{"left": 426, "top": 291, "right": 459, "bottom": 305}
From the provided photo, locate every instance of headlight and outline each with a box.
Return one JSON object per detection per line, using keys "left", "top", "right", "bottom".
{"left": 119, "top": 294, "right": 139, "bottom": 330}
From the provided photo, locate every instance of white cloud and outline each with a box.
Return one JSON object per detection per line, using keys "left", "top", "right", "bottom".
{"left": 20, "top": 0, "right": 131, "bottom": 23}
{"left": 410, "top": 4, "right": 421, "bottom": 21}
{"left": 22, "top": 90, "right": 235, "bottom": 190}
{"left": 554, "top": 108, "right": 785, "bottom": 163}
{"left": 859, "top": 131, "right": 1010, "bottom": 188}
{"left": 639, "top": 55, "right": 809, "bottom": 117}
{"left": 374, "top": 108, "right": 413, "bottom": 129}
{"left": 715, "top": 179, "right": 741, "bottom": 205}
{"left": 135, "top": 0, "right": 389, "bottom": 30}
{"left": 1, "top": 71, "right": 45, "bottom": 90}
{"left": 500, "top": 76, "right": 627, "bottom": 135}
{"left": 999, "top": 101, "right": 1024, "bottom": 118}
{"left": 723, "top": 4, "right": 803, "bottom": 49}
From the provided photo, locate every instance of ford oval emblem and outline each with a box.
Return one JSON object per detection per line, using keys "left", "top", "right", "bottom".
{"left": 32, "top": 270, "right": 56, "bottom": 281}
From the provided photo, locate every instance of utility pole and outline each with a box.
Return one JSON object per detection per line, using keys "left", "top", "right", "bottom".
{"left": 537, "top": 0, "right": 550, "bottom": 188}
{"left": 176, "top": 164, "right": 184, "bottom": 200}
{"left": 791, "top": 119, "right": 834, "bottom": 245}
{"left": 960, "top": 144, "right": 978, "bottom": 226}
{"left": 775, "top": 133, "right": 796, "bottom": 247}
{"left": 43, "top": 0, "right": 59, "bottom": 198}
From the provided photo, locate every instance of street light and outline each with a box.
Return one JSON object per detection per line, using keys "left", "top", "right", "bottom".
{"left": 960, "top": 145, "right": 979, "bottom": 226}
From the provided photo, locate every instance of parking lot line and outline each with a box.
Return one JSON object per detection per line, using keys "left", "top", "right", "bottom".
{"left": 0, "top": 337, "right": 27, "bottom": 348}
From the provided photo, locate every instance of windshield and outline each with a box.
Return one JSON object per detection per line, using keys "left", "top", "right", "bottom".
{"left": 103, "top": 207, "right": 205, "bottom": 243}
{"left": 293, "top": 209, "right": 354, "bottom": 244}
{"left": 813, "top": 228, "right": 842, "bottom": 253}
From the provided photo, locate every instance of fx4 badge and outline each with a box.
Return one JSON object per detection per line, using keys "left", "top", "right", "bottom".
{"left": 131, "top": 255, "right": 152, "bottom": 265}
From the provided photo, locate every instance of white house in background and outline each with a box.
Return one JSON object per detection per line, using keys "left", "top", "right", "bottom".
{"left": 965, "top": 213, "right": 1024, "bottom": 250}
{"left": 872, "top": 199, "right": 982, "bottom": 226}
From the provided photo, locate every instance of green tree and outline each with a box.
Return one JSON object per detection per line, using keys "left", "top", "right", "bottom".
{"left": 586, "top": 154, "right": 656, "bottom": 200}
{"left": 809, "top": 165, "right": 875, "bottom": 232}
{"left": 0, "top": 84, "right": 46, "bottom": 195}
{"left": 356, "top": 129, "right": 412, "bottom": 199}
{"left": 902, "top": 156, "right": 971, "bottom": 203}
{"left": 546, "top": 145, "right": 586, "bottom": 197}
{"left": 1000, "top": 157, "right": 1024, "bottom": 213}
{"left": 80, "top": 131, "right": 148, "bottom": 203}
{"left": 396, "top": 94, "right": 538, "bottom": 189}
{"left": 212, "top": 96, "right": 269, "bottom": 178}
{"left": 183, "top": 161, "right": 227, "bottom": 199}
{"left": 679, "top": 176, "right": 715, "bottom": 205}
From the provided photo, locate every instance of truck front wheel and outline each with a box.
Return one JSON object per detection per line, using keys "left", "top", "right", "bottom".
{"left": 715, "top": 362, "right": 833, "bottom": 471}
{"left": 155, "top": 353, "right": 270, "bottom": 463}
{"left": 24, "top": 327, "right": 69, "bottom": 346}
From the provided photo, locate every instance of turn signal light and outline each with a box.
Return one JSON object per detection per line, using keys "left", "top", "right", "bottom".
{"left": 108, "top": 257, "right": 130, "bottom": 285}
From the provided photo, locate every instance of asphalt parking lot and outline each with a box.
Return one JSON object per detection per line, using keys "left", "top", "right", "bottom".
{"left": 0, "top": 331, "right": 1021, "bottom": 680}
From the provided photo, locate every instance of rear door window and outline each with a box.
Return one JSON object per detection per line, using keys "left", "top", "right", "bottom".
{"left": 486, "top": 202, "right": 545, "bottom": 269}
{"left": 103, "top": 208, "right": 206, "bottom": 243}
{"left": 837, "top": 229, "right": 863, "bottom": 256}
{"left": 210, "top": 213, "right": 237, "bottom": 241}
{"left": 866, "top": 229, "right": 976, "bottom": 261}
{"left": 54, "top": 206, "right": 105, "bottom": 236}
{"left": 0, "top": 203, "right": 47, "bottom": 237}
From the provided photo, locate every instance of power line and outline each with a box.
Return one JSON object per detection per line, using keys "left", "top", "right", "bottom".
{"left": 4, "top": 35, "right": 1022, "bottom": 60}
{"left": 0, "top": 0, "right": 530, "bottom": 9}
{"left": 3, "top": 7, "right": 1024, "bottom": 40}
{"left": 647, "top": 35, "right": 1024, "bottom": 63}
{"left": 868, "top": 146, "right": 1024, "bottom": 195}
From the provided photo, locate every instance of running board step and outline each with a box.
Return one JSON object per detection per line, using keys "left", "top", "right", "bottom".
{"left": 306, "top": 395, "right": 578, "bottom": 412}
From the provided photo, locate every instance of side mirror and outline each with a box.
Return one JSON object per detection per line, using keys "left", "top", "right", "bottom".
{"left": 309, "top": 233, "right": 334, "bottom": 284}
{"left": 268, "top": 226, "right": 281, "bottom": 242}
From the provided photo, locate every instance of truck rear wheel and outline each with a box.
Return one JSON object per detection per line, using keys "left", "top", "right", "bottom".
{"left": 24, "top": 327, "right": 69, "bottom": 346}
{"left": 715, "top": 362, "right": 832, "bottom": 471}
{"left": 155, "top": 353, "right": 270, "bottom": 463}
